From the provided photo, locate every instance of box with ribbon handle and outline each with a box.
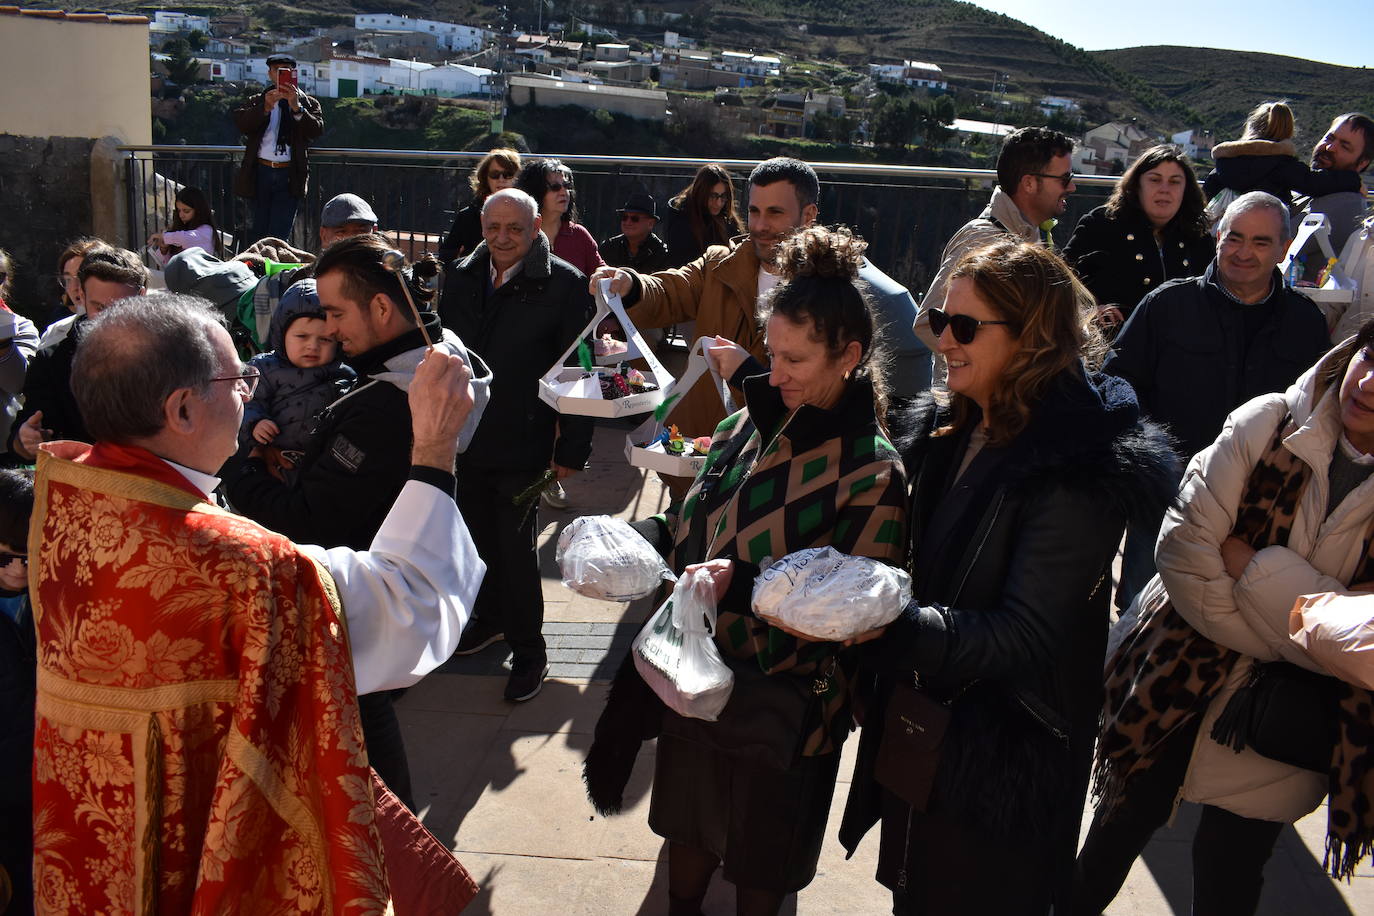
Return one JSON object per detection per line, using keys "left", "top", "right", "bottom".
{"left": 538, "top": 278, "right": 671, "bottom": 418}
{"left": 625, "top": 336, "right": 737, "bottom": 477}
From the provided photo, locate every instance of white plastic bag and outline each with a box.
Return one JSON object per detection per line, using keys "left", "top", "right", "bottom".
{"left": 1289, "top": 592, "right": 1374, "bottom": 690}
{"left": 632, "top": 566, "right": 735, "bottom": 721}
{"left": 751, "top": 547, "right": 912, "bottom": 641}
{"left": 556, "top": 515, "right": 674, "bottom": 601}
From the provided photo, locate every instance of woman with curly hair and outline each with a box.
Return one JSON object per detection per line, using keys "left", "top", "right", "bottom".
{"left": 663, "top": 163, "right": 744, "bottom": 268}
{"left": 839, "top": 240, "right": 1178, "bottom": 915}
{"left": 588, "top": 225, "right": 907, "bottom": 916}
{"left": 1062, "top": 144, "right": 1214, "bottom": 331}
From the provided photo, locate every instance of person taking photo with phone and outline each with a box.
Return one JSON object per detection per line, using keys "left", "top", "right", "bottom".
{"left": 233, "top": 53, "right": 324, "bottom": 245}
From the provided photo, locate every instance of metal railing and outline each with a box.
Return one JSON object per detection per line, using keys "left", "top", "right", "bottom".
{"left": 120, "top": 146, "right": 1117, "bottom": 294}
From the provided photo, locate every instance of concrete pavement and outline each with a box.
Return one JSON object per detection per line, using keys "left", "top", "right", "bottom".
{"left": 397, "top": 423, "right": 1373, "bottom": 914}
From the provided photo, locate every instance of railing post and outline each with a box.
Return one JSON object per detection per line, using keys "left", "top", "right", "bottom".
{"left": 91, "top": 136, "right": 131, "bottom": 248}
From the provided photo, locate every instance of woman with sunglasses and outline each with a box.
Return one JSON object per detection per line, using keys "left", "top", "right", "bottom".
{"left": 515, "top": 158, "right": 605, "bottom": 277}
{"left": 838, "top": 240, "right": 1178, "bottom": 915}
{"left": 663, "top": 163, "right": 743, "bottom": 269}
{"left": 438, "top": 148, "right": 521, "bottom": 262}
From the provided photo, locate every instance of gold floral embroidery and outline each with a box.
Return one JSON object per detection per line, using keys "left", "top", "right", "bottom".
{"left": 32, "top": 450, "right": 390, "bottom": 913}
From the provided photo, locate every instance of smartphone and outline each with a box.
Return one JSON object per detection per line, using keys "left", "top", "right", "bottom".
{"left": 276, "top": 68, "right": 297, "bottom": 91}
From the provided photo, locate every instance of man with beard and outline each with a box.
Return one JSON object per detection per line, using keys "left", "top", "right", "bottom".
{"left": 1298, "top": 113, "right": 1372, "bottom": 255}
{"left": 915, "top": 126, "right": 1077, "bottom": 352}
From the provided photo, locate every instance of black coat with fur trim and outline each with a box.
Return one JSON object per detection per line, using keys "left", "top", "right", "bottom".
{"left": 839, "top": 368, "right": 1179, "bottom": 904}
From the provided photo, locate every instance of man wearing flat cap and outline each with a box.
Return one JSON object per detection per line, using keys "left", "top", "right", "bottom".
{"left": 233, "top": 52, "right": 324, "bottom": 245}
{"left": 599, "top": 191, "right": 671, "bottom": 274}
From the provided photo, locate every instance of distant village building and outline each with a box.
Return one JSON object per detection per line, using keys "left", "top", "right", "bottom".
{"left": 868, "top": 60, "right": 948, "bottom": 91}
{"left": 663, "top": 31, "right": 699, "bottom": 50}
{"left": 951, "top": 118, "right": 1016, "bottom": 140}
{"left": 150, "top": 10, "right": 210, "bottom": 35}
{"left": 1082, "top": 120, "right": 1158, "bottom": 174}
{"left": 507, "top": 73, "right": 667, "bottom": 121}
{"left": 353, "top": 13, "right": 490, "bottom": 52}
{"left": 1172, "top": 128, "right": 1215, "bottom": 161}
{"left": 594, "top": 43, "right": 630, "bottom": 61}
{"left": 659, "top": 48, "right": 779, "bottom": 89}
{"left": 762, "top": 91, "right": 845, "bottom": 139}
{"left": 356, "top": 29, "right": 440, "bottom": 59}
{"left": 1038, "top": 96, "right": 1080, "bottom": 117}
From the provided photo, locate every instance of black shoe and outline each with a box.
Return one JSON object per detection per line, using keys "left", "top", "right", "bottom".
{"left": 454, "top": 619, "right": 505, "bottom": 656}
{"left": 504, "top": 657, "right": 550, "bottom": 702}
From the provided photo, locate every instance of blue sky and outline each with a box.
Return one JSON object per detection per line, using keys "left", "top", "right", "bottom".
{"left": 969, "top": 0, "right": 1371, "bottom": 69}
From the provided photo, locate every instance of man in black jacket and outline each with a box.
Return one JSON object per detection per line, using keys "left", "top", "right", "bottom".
{"left": 225, "top": 234, "right": 462, "bottom": 806}
{"left": 1105, "top": 191, "right": 1330, "bottom": 607}
{"left": 11, "top": 246, "right": 147, "bottom": 461}
{"left": 232, "top": 53, "right": 325, "bottom": 245}
{"left": 438, "top": 188, "right": 595, "bottom": 702}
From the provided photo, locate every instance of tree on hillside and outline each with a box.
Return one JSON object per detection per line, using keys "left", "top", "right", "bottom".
{"left": 163, "top": 39, "right": 202, "bottom": 87}
{"left": 187, "top": 29, "right": 208, "bottom": 51}
{"left": 872, "top": 94, "right": 919, "bottom": 149}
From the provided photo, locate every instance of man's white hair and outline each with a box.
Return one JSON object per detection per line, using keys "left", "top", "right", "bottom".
{"left": 1217, "top": 191, "right": 1292, "bottom": 243}
{"left": 482, "top": 188, "right": 539, "bottom": 226}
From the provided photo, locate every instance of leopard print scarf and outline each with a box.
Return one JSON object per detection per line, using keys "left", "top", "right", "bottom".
{"left": 1093, "top": 415, "right": 1374, "bottom": 880}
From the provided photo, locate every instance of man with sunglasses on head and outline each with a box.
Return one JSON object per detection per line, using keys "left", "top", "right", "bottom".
{"left": 599, "top": 192, "right": 671, "bottom": 274}
{"left": 916, "top": 126, "right": 1076, "bottom": 353}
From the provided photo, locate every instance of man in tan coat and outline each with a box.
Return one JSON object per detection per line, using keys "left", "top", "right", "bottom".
{"left": 592, "top": 158, "right": 921, "bottom": 472}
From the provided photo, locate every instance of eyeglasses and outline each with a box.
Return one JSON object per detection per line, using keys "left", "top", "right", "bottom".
{"left": 546, "top": 181, "right": 573, "bottom": 192}
{"left": 55, "top": 273, "right": 79, "bottom": 290}
{"left": 620, "top": 213, "right": 647, "bottom": 223}
{"left": 0, "top": 552, "right": 27, "bottom": 568}
{"left": 487, "top": 169, "right": 514, "bottom": 180}
{"left": 1030, "top": 170, "right": 1075, "bottom": 188}
{"left": 209, "top": 366, "right": 261, "bottom": 397}
{"left": 707, "top": 192, "right": 728, "bottom": 202}
{"left": 928, "top": 308, "right": 1012, "bottom": 345}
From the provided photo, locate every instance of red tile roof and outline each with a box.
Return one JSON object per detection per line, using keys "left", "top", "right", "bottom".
{"left": 0, "top": 6, "right": 149, "bottom": 24}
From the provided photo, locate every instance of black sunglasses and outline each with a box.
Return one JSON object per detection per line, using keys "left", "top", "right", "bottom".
{"left": 0, "top": 552, "right": 26, "bottom": 567}
{"left": 1030, "top": 170, "right": 1075, "bottom": 188}
{"left": 928, "top": 308, "right": 1011, "bottom": 345}
{"left": 547, "top": 180, "right": 573, "bottom": 192}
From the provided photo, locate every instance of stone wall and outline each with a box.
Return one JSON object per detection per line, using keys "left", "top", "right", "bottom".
{"left": 0, "top": 134, "right": 98, "bottom": 326}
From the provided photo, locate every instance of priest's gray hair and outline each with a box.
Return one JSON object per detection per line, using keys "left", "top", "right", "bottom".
{"left": 72, "top": 294, "right": 227, "bottom": 443}
{"left": 1217, "top": 191, "right": 1293, "bottom": 243}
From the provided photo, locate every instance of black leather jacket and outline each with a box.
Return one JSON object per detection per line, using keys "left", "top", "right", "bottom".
{"left": 840, "top": 370, "right": 1179, "bottom": 904}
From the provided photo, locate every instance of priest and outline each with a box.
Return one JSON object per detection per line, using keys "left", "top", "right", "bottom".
{"left": 28, "top": 294, "right": 483, "bottom": 913}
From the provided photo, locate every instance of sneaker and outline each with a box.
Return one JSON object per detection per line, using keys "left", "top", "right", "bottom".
{"left": 504, "top": 657, "right": 550, "bottom": 702}
{"left": 453, "top": 619, "right": 505, "bottom": 656}
{"left": 540, "top": 480, "right": 569, "bottom": 509}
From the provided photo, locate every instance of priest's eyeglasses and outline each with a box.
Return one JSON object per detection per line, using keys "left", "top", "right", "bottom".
{"left": 209, "top": 366, "right": 261, "bottom": 398}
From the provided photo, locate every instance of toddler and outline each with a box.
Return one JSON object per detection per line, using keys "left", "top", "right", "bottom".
{"left": 240, "top": 279, "right": 354, "bottom": 475}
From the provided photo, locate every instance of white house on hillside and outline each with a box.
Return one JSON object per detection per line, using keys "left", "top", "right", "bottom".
{"left": 353, "top": 13, "right": 490, "bottom": 52}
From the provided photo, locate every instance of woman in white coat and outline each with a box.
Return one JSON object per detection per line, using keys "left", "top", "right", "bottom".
{"left": 1076, "top": 320, "right": 1374, "bottom": 915}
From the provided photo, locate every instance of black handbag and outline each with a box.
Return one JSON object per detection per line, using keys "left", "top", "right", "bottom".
{"left": 873, "top": 679, "right": 950, "bottom": 811}
{"left": 660, "top": 652, "right": 834, "bottom": 771}
{"left": 1210, "top": 660, "right": 1341, "bottom": 773}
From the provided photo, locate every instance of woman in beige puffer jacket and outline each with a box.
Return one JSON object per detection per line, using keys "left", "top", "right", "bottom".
{"left": 1076, "top": 324, "right": 1374, "bottom": 915}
